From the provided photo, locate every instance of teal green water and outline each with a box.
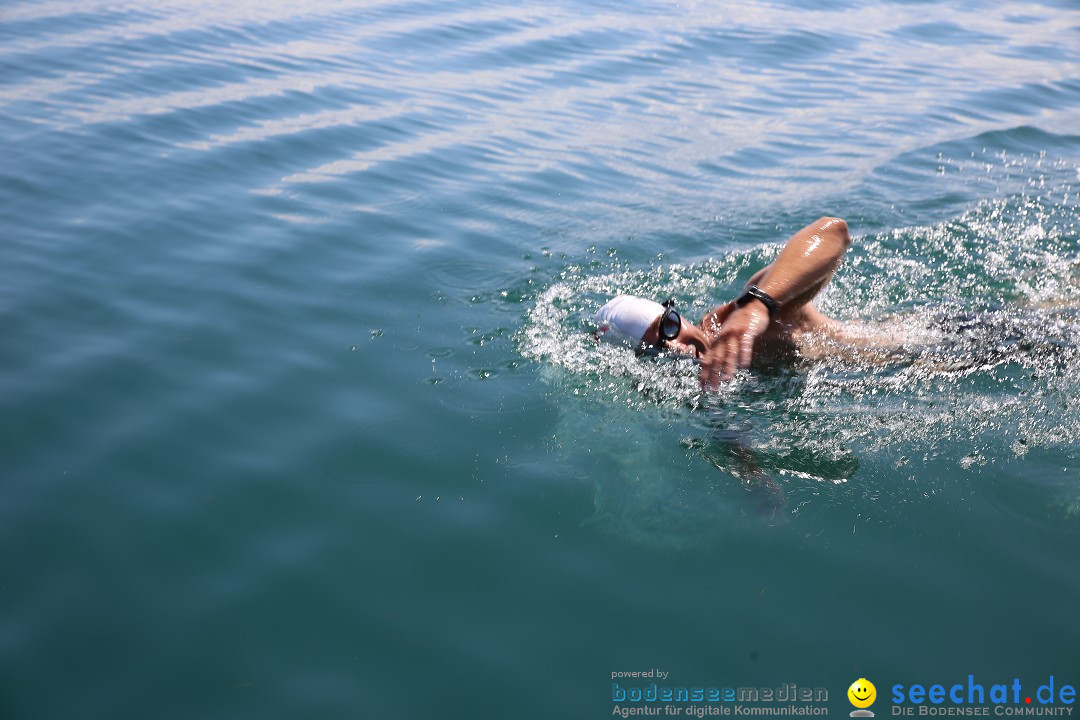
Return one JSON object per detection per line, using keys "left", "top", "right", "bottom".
{"left": 2, "top": 1, "right": 1079, "bottom": 718}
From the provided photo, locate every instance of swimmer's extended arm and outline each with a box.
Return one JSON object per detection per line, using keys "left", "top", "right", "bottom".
{"left": 700, "top": 216, "right": 851, "bottom": 388}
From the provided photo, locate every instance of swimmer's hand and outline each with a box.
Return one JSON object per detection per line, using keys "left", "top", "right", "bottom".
{"left": 699, "top": 301, "right": 770, "bottom": 388}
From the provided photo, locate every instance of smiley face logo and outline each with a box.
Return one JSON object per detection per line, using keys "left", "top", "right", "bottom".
{"left": 848, "top": 678, "right": 877, "bottom": 709}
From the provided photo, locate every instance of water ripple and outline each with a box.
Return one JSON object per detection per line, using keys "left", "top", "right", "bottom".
{"left": 3, "top": 0, "right": 1080, "bottom": 713}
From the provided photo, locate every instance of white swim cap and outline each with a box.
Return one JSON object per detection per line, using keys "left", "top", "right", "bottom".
{"left": 593, "top": 295, "right": 664, "bottom": 346}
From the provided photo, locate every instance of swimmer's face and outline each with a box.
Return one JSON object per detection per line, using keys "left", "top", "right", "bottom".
{"left": 848, "top": 679, "right": 876, "bottom": 709}
{"left": 642, "top": 313, "right": 708, "bottom": 358}
{"left": 665, "top": 332, "right": 701, "bottom": 358}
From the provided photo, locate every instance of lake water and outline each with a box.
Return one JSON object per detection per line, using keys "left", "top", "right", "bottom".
{"left": 2, "top": 0, "right": 1079, "bottom": 718}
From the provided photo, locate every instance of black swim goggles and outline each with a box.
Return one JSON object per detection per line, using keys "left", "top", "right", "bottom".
{"left": 658, "top": 298, "right": 682, "bottom": 346}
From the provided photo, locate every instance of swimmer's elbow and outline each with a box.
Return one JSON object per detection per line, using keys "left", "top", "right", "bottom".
{"left": 818, "top": 216, "right": 851, "bottom": 248}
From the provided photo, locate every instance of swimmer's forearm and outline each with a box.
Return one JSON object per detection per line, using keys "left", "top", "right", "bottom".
{"left": 700, "top": 217, "right": 851, "bottom": 388}
{"left": 753, "top": 217, "right": 851, "bottom": 309}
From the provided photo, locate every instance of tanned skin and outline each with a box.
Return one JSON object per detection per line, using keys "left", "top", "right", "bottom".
{"left": 638, "top": 217, "right": 852, "bottom": 389}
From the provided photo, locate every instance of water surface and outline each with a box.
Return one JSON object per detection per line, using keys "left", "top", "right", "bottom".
{"left": 2, "top": 0, "right": 1079, "bottom": 718}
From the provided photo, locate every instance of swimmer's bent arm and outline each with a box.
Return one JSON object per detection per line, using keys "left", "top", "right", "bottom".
{"left": 699, "top": 216, "right": 851, "bottom": 387}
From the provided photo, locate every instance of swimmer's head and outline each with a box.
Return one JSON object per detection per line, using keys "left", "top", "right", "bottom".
{"left": 593, "top": 295, "right": 665, "bottom": 348}
{"left": 594, "top": 295, "right": 708, "bottom": 358}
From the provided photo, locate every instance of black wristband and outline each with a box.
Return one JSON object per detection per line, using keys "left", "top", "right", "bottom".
{"left": 735, "top": 285, "right": 779, "bottom": 319}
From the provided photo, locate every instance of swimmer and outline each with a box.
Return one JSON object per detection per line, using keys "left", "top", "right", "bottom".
{"left": 593, "top": 216, "right": 852, "bottom": 389}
